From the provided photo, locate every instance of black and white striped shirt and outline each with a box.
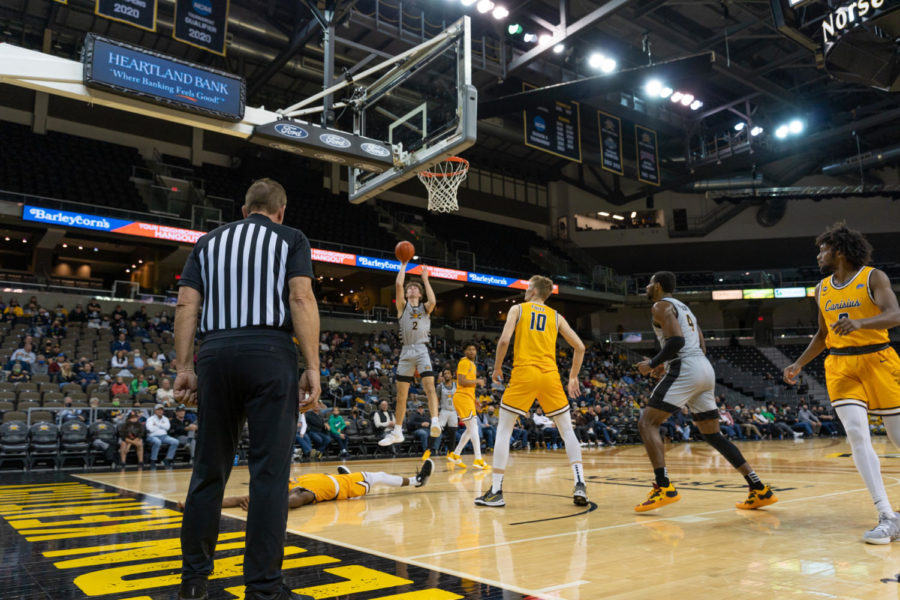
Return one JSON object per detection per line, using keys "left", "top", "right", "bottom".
{"left": 178, "top": 213, "right": 314, "bottom": 335}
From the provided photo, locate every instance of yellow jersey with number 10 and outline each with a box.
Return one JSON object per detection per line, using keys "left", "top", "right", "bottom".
{"left": 513, "top": 302, "right": 559, "bottom": 371}
{"left": 819, "top": 266, "right": 889, "bottom": 349}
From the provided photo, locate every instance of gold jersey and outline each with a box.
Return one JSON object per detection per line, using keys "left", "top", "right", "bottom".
{"left": 513, "top": 302, "right": 559, "bottom": 371}
{"left": 455, "top": 357, "right": 477, "bottom": 402}
{"left": 819, "top": 266, "right": 889, "bottom": 349}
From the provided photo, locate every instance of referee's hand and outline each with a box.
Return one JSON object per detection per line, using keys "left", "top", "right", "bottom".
{"left": 174, "top": 371, "right": 198, "bottom": 406}
{"left": 298, "top": 369, "right": 321, "bottom": 413}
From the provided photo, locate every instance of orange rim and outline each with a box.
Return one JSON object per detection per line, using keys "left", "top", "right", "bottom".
{"left": 419, "top": 156, "right": 469, "bottom": 178}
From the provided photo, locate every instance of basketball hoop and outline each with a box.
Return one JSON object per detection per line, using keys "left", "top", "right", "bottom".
{"left": 418, "top": 156, "right": 469, "bottom": 213}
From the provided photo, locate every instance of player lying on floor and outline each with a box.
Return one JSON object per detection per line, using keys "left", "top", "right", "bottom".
{"left": 179, "top": 460, "right": 434, "bottom": 511}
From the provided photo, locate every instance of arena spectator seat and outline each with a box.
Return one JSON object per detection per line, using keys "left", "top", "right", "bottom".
{"left": 0, "top": 420, "right": 28, "bottom": 469}
{"left": 57, "top": 420, "right": 90, "bottom": 469}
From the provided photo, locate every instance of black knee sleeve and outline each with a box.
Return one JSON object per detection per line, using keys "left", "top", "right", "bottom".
{"left": 702, "top": 432, "right": 747, "bottom": 469}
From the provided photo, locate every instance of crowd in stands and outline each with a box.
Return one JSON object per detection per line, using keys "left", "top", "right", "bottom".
{"left": 0, "top": 294, "right": 867, "bottom": 471}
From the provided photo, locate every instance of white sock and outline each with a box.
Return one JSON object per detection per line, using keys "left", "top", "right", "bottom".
{"left": 393, "top": 424, "right": 403, "bottom": 435}
{"left": 572, "top": 462, "right": 584, "bottom": 484}
{"left": 365, "top": 471, "right": 404, "bottom": 487}
{"left": 836, "top": 404, "right": 893, "bottom": 517}
{"left": 454, "top": 427, "right": 471, "bottom": 456}
{"left": 460, "top": 418, "right": 482, "bottom": 460}
{"left": 553, "top": 411, "right": 584, "bottom": 467}
{"left": 491, "top": 473, "right": 504, "bottom": 494}
{"left": 492, "top": 410, "right": 515, "bottom": 472}
{"left": 431, "top": 416, "right": 439, "bottom": 427}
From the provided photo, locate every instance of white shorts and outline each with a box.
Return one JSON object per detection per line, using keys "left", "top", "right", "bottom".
{"left": 438, "top": 409, "right": 458, "bottom": 428}
{"left": 648, "top": 354, "right": 717, "bottom": 418}
{"left": 397, "top": 344, "right": 433, "bottom": 380}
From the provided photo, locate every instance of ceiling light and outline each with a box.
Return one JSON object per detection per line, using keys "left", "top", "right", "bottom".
{"left": 599, "top": 211, "right": 610, "bottom": 216}
{"left": 132, "top": 264, "right": 137, "bottom": 269}
{"left": 680, "top": 93, "right": 694, "bottom": 106}
{"left": 4, "top": 236, "right": 10, "bottom": 241}
{"left": 775, "top": 125, "right": 789, "bottom": 139}
{"left": 734, "top": 122, "right": 746, "bottom": 131}
{"left": 508, "top": 23, "right": 523, "bottom": 35}
{"left": 670, "top": 91, "right": 683, "bottom": 102}
{"left": 690, "top": 100, "right": 703, "bottom": 110}
{"left": 62, "top": 242, "right": 67, "bottom": 247}
{"left": 460, "top": 0, "right": 477, "bottom": 6}
{"left": 588, "top": 53, "right": 604, "bottom": 69}
{"left": 553, "top": 43, "right": 565, "bottom": 54}
{"left": 789, "top": 119, "right": 804, "bottom": 134}
{"left": 612, "top": 215, "right": 625, "bottom": 220}
{"left": 660, "top": 86, "right": 673, "bottom": 98}
{"left": 631, "top": 211, "right": 637, "bottom": 218}
{"left": 492, "top": 5, "right": 509, "bottom": 19}
{"left": 523, "top": 32, "right": 537, "bottom": 43}
{"left": 476, "top": 0, "right": 494, "bottom": 13}
{"left": 138, "top": 259, "right": 143, "bottom": 264}
{"left": 78, "top": 245, "right": 83, "bottom": 250}
{"left": 750, "top": 126, "right": 764, "bottom": 137}
{"left": 644, "top": 79, "right": 663, "bottom": 97}
{"left": 125, "top": 269, "right": 130, "bottom": 273}
{"left": 600, "top": 58, "right": 617, "bottom": 73}
{"left": 538, "top": 34, "right": 553, "bottom": 46}
{"left": 21, "top": 238, "right": 27, "bottom": 243}
{"left": 93, "top": 247, "right": 98, "bottom": 252}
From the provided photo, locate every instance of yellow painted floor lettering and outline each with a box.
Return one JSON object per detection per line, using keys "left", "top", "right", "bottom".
{"left": 49, "top": 533, "right": 247, "bottom": 569}
{"left": 10, "top": 507, "right": 181, "bottom": 529}
{"left": 24, "top": 517, "right": 183, "bottom": 542}
{"left": 370, "top": 591, "right": 465, "bottom": 600}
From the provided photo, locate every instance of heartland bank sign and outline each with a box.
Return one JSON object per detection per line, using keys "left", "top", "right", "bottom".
{"left": 822, "top": 0, "right": 892, "bottom": 43}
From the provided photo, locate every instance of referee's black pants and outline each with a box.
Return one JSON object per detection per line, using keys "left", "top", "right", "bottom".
{"left": 181, "top": 331, "right": 299, "bottom": 595}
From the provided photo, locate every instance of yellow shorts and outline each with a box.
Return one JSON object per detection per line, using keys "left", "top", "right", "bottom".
{"left": 826, "top": 347, "right": 900, "bottom": 416}
{"left": 335, "top": 473, "right": 369, "bottom": 500}
{"left": 500, "top": 365, "right": 569, "bottom": 417}
{"left": 453, "top": 394, "right": 476, "bottom": 420}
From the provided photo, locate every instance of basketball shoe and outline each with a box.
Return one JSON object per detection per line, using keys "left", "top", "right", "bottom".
{"left": 177, "top": 579, "right": 207, "bottom": 600}
{"left": 415, "top": 458, "right": 434, "bottom": 487}
{"left": 573, "top": 482, "right": 588, "bottom": 506}
{"left": 446, "top": 452, "right": 465, "bottom": 467}
{"left": 378, "top": 429, "right": 404, "bottom": 446}
{"left": 472, "top": 458, "right": 489, "bottom": 470}
{"left": 430, "top": 418, "right": 442, "bottom": 438}
{"left": 735, "top": 485, "right": 778, "bottom": 510}
{"left": 635, "top": 483, "right": 680, "bottom": 512}
{"left": 337, "top": 465, "right": 351, "bottom": 475}
{"left": 475, "top": 489, "right": 505, "bottom": 507}
{"left": 863, "top": 512, "right": 900, "bottom": 545}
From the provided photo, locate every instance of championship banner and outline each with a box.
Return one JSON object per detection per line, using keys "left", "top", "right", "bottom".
{"left": 635, "top": 124, "right": 661, "bottom": 186}
{"left": 95, "top": 0, "right": 158, "bottom": 32}
{"left": 173, "top": 0, "right": 230, "bottom": 56}
{"left": 522, "top": 82, "right": 582, "bottom": 163}
{"left": 597, "top": 110, "right": 624, "bottom": 175}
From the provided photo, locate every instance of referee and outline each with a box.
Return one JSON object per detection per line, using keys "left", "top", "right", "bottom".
{"left": 174, "top": 178, "right": 320, "bottom": 600}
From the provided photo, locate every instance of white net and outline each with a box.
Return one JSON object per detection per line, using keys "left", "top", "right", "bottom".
{"left": 418, "top": 157, "right": 469, "bottom": 213}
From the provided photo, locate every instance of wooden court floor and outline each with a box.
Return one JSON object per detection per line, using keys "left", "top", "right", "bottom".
{"left": 3, "top": 438, "right": 900, "bottom": 599}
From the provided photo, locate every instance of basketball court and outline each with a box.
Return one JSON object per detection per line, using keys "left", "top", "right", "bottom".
{"left": 2, "top": 439, "right": 899, "bottom": 600}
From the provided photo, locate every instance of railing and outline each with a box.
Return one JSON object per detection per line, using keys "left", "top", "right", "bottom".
{"left": 604, "top": 328, "right": 756, "bottom": 344}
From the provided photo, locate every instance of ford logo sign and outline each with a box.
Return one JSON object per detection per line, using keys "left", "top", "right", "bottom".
{"left": 320, "top": 133, "right": 351, "bottom": 148}
{"left": 360, "top": 142, "right": 391, "bottom": 158}
{"left": 274, "top": 124, "right": 309, "bottom": 139}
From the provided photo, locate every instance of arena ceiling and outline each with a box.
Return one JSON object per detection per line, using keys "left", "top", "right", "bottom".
{"left": 1, "top": 0, "right": 898, "bottom": 194}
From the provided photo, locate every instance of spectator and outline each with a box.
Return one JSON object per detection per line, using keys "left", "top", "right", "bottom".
{"left": 47, "top": 355, "right": 61, "bottom": 381}
{"left": 532, "top": 407, "right": 561, "bottom": 449}
{"left": 304, "top": 409, "right": 332, "bottom": 455}
{"left": 294, "top": 413, "right": 319, "bottom": 459}
{"left": 156, "top": 378, "right": 175, "bottom": 406}
{"left": 132, "top": 305, "right": 149, "bottom": 323}
{"left": 752, "top": 408, "right": 775, "bottom": 439}
{"left": 3, "top": 299, "right": 23, "bottom": 320}
{"left": 326, "top": 406, "right": 349, "bottom": 457}
{"left": 133, "top": 350, "right": 145, "bottom": 370}
{"left": 78, "top": 363, "right": 99, "bottom": 391}
{"left": 110, "top": 332, "right": 131, "bottom": 353}
{"left": 718, "top": 405, "right": 743, "bottom": 440}
{"left": 797, "top": 402, "right": 822, "bottom": 436}
{"left": 111, "top": 350, "right": 130, "bottom": 371}
{"left": 68, "top": 304, "right": 87, "bottom": 323}
{"left": 816, "top": 405, "right": 841, "bottom": 436}
{"left": 31, "top": 355, "right": 49, "bottom": 376}
{"left": 373, "top": 400, "right": 395, "bottom": 438}
{"left": 110, "top": 376, "right": 130, "bottom": 398}
{"left": 58, "top": 396, "right": 85, "bottom": 423}
{"left": 170, "top": 405, "right": 198, "bottom": 461}
{"left": 478, "top": 407, "right": 496, "bottom": 450}
{"left": 763, "top": 404, "right": 801, "bottom": 440}
{"left": 8, "top": 363, "right": 30, "bottom": 383}
{"left": 145, "top": 404, "right": 179, "bottom": 467}
{"left": 11, "top": 342, "right": 36, "bottom": 364}
{"left": 146, "top": 351, "right": 164, "bottom": 371}
{"left": 405, "top": 405, "right": 432, "bottom": 453}
{"left": 56, "top": 360, "right": 76, "bottom": 387}
{"left": 118, "top": 410, "right": 146, "bottom": 466}
{"left": 130, "top": 373, "right": 149, "bottom": 397}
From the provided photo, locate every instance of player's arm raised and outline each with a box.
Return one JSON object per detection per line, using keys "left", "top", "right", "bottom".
{"left": 421, "top": 265, "right": 437, "bottom": 314}
{"left": 558, "top": 315, "right": 585, "bottom": 398}
{"left": 637, "top": 302, "right": 684, "bottom": 376}
{"left": 492, "top": 304, "right": 520, "bottom": 384}
{"left": 831, "top": 269, "right": 900, "bottom": 335}
{"left": 395, "top": 261, "right": 408, "bottom": 316}
{"left": 784, "top": 282, "right": 828, "bottom": 384}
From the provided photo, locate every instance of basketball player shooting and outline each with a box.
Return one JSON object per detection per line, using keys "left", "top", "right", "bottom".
{"left": 635, "top": 271, "right": 777, "bottom": 513}
{"left": 784, "top": 223, "right": 900, "bottom": 544}
{"left": 380, "top": 243, "right": 442, "bottom": 446}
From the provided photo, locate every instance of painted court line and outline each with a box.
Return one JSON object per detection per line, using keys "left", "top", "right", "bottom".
{"left": 408, "top": 479, "right": 900, "bottom": 560}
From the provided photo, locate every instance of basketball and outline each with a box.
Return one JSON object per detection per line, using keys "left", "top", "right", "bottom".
{"left": 395, "top": 240, "right": 415, "bottom": 262}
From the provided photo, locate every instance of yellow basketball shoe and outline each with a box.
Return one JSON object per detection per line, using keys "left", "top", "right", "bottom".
{"left": 447, "top": 452, "right": 465, "bottom": 467}
{"left": 635, "top": 483, "right": 680, "bottom": 512}
{"left": 472, "top": 458, "right": 490, "bottom": 470}
{"left": 421, "top": 449, "right": 432, "bottom": 461}
{"left": 736, "top": 485, "right": 778, "bottom": 510}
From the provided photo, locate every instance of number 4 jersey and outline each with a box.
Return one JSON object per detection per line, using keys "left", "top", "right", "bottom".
{"left": 513, "top": 302, "right": 559, "bottom": 371}
{"left": 651, "top": 297, "right": 706, "bottom": 364}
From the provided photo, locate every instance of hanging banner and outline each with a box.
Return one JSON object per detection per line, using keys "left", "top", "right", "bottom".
{"left": 173, "top": 0, "right": 230, "bottom": 56}
{"left": 635, "top": 124, "right": 661, "bottom": 186}
{"left": 597, "top": 110, "right": 624, "bottom": 175}
{"left": 522, "top": 82, "right": 582, "bottom": 163}
{"left": 95, "top": 0, "right": 158, "bottom": 32}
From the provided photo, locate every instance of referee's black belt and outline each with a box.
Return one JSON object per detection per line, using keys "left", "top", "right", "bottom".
{"left": 829, "top": 343, "right": 890, "bottom": 356}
